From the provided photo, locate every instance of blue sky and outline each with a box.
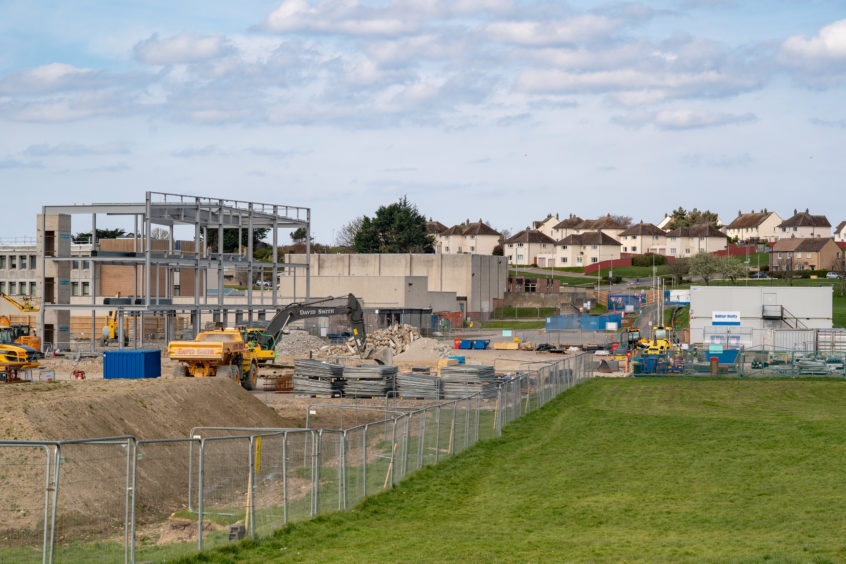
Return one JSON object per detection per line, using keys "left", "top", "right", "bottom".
{"left": 1, "top": 0, "right": 845, "bottom": 242}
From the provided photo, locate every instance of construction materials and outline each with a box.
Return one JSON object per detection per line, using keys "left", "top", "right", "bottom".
{"left": 343, "top": 365, "right": 397, "bottom": 397}
{"left": 167, "top": 328, "right": 259, "bottom": 390}
{"left": 293, "top": 359, "right": 344, "bottom": 396}
{"left": 493, "top": 342, "right": 519, "bottom": 350}
{"left": 396, "top": 371, "right": 441, "bottom": 399}
{"left": 322, "top": 323, "right": 422, "bottom": 360}
{"left": 440, "top": 365, "right": 498, "bottom": 399}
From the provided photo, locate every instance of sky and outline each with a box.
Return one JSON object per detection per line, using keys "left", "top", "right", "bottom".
{"left": 1, "top": 0, "right": 845, "bottom": 243}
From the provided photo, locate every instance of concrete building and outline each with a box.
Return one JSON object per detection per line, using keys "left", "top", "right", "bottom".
{"left": 725, "top": 209, "right": 782, "bottom": 242}
{"left": 770, "top": 238, "right": 842, "bottom": 271}
{"left": 777, "top": 209, "right": 831, "bottom": 239}
{"left": 282, "top": 253, "right": 506, "bottom": 321}
{"left": 556, "top": 232, "right": 622, "bottom": 267}
{"left": 665, "top": 224, "right": 728, "bottom": 256}
{"left": 503, "top": 229, "right": 556, "bottom": 266}
{"left": 618, "top": 222, "right": 667, "bottom": 255}
{"left": 689, "top": 285, "right": 832, "bottom": 348}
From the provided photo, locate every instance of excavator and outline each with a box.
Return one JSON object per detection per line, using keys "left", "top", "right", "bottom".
{"left": 637, "top": 325, "right": 680, "bottom": 355}
{"left": 0, "top": 293, "right": 41, "bottom": 351}
{"left": 168, "top": 294, "right": 383, "bottom": 391}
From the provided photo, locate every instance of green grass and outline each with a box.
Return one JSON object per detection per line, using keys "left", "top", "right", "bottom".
{"left": 507, "top": 269, "right": 593, "bottom": 286}
{"left": 483, "top": 320, "right": 546, "bottom": 329}
{"left": 491, "top": 307, "right": 557, "bottom": 319}
{"left": 179, "top": 378, "right": 846, "bottom": 563}
{"left": 598, "top": 264, "right": 669, "bottom": 278}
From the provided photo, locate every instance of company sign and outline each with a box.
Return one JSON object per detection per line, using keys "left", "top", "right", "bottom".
{"left": 712, "top": 311, "right": 741, "bottom": 326}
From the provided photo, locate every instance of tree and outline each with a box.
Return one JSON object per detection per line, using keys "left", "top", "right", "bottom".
{"left": 353, "top": 197, "right": 434, "bottom": 253}
{"left": 72, "top": 228, "right": 127, "bottom": 243}
{"left": 688, "top": 252, "right": 721, "bottom": 285}
{"left": 666, "top": 258, "right": 690, "bottom": 285}
{"left": 336, "top": 216, "right": 364, "bottom": 247}
{"left": 665, "top": 207, "right": 720, "bottom": 231}
{"left": 492, "top": 245, "right": 503, "bottom": 256}
{"left": 718, "top": 256, "right": 746, "bottom": 285}
{"left": 205, "top": 227, "right": 269, "bottom": 254}
{"left": 290, "top": 227, "right": 310, "bottom": 243}
{"left": 608, "top": 214, "right": 633, "bottom": 228}
{"left": 151, "top": 228, "right": 169, "bottom": 240}
{"left": 832, "top": 257, "right": 846, "bottom": 297}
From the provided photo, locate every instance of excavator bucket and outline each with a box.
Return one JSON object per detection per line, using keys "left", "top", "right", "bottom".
{"left": 367, "top": 346, "right": 393, "bottom": 366}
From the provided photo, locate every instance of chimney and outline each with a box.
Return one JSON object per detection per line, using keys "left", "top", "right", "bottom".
{"left": 738, "top": 210, "right": 742, "bottom": 216}
{"left": 556, "top": 212, "right": 559, "bottom": 219}
{"left": 805, "top": 208, "right": 809, "bottom": 213}
{"left": 794, "top": 208, "right": 797, "bottom": 215}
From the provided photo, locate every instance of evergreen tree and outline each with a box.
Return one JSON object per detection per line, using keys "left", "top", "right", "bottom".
{"left": 353, "top": 197, "right": 434, "bottom": 253}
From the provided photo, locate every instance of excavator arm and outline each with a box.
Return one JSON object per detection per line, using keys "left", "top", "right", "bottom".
{"left": 259, "top": 294, "right": 367, "bottom": 356}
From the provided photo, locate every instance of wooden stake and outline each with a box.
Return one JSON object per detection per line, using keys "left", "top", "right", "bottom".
{"left": 383, "top": 442, "right": 398, "bottom": 489}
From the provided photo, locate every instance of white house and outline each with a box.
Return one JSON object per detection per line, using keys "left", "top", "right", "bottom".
{"left": 664, "top": 224, "right": 728, "bottom": 256}
{"left": 618, "top": 222, "right": 667, "bottom": 255}
{"left": 504, "top": 229, "right": 556, "bottom": 266}
{"left": 556, "top": 232, "right": 622, "bottom": 267}
{"left": 725, "top": 210, "right": 782, "bottom": 242}
{"left": 777, "top": 209, "right": 831, "bottom": 239}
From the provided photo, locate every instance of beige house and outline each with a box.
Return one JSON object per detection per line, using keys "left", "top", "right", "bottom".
{"left": 777, "top": 209, "right": 831, "bottom": 239}
{"left": 835, "top": 221, "right": 846, "bottom": 242}
{"left": 504, "top": 230, "right": 556, "bottom": 266}
{"left": 725, "top": 209, "right": 782, "bottom": 242}
{"left": 665, "top": 224, "right": 728, "bottom": 256}
{"left": 550, "top": 214, "right": 583, "bottom": 240}
{"left": 429, "top": 219, "right": 501, "bottom": 255}
{"left": 426, "top": 219, "right": 449, "bottom": 252}
{"left": 770, "top": 238, "right": 842, "bottom": 271}
{"left": 619, "top": 222, "right": 667, "bottom": 254}
{"left": 532, "top": 214, "right": 560, "bottom": 238}
{"left": 573, "top": 216, "right": 627, "bottom": 241}
{"left": 556, "top": 232, "right": 622, "bottom": 267}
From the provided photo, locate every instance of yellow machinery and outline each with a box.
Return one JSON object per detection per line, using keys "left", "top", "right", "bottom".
{"left": 102, "top": 293, "right": 129, "bottom": 346}
{"left": 638, "top": 325, "right": 679, "bottom": 355}
{"left": 242, "top": 328, "right": 277, "bottom": 364}
{"left": 0, "top": 293, "right": 41, "bottom": 351}
{"left": 0, "top": 344, "right": 31, "bottom": 382}
{"left": 167, "top": 328, "right": 261, "bottom": 390}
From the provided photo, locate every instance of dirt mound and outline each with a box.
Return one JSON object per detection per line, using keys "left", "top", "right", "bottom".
{"left": 394, "top": 337, "right": 451, "bottom": 361}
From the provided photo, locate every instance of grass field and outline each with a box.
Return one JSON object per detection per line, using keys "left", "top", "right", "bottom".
{"left": 182, "top": 378, "right": 846, "bottom": 563}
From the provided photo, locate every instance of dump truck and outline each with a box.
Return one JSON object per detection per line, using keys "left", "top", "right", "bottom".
{"left": 167, "top": 328, "right": 261, "bottom": 390}
{"left": 0, "top": 344, "right": 31, "bottom": 382}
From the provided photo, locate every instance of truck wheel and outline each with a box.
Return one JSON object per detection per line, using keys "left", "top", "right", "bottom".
{"left": 241, "top": 362, "right": 258, "bottom": 391}
{"left": 224, "top": 365, "right": 240, "bottom": 383}
{"left": 173, "top": 364, "right": 188, "bottom": 378}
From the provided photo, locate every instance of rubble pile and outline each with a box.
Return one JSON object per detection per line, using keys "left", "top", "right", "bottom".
{"left": 275, "top": 330, "right": 328, "bottom": 357}
{"left": 319, "top": 324, "right": 435, "bottom": 358}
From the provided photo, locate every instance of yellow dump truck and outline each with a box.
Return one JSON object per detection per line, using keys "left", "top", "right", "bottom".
{"left": 167, "top": 328, "right": 259, "bottom": 390}
{"left": 0, "top": 344, "right": 30, "bottom": 382}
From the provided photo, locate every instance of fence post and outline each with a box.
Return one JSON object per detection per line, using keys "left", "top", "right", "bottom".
{"left": 362, "top": 426, "right": 368, "bottom": 498}
{"left": 389, "top": 419, "right": 397, "bottom": 487}
{"left": 434, "top": 407, "right": 440, "bottom": 464}
{"left": 313, "top": 431, "right": 321, "bottom": 516}
{"left": 403, "top": 413, "right": 411, "bottom": 477}
{"left": 464, "top": 398, "right": 470, "bottom": 450}
{"left": 124, "top": 438, "right": 131, "bottom": 564}
{"left": 248, "top": 436, "right": 256, "bottom": 539}
{"left": 48, "top": 444, "right": 61, "bottom": 564}
{"left": 341, "top": 430, "right": 347, "bottom": 510}
{"left": 418, "top": 410, "right": 426, "bottom": 469}
{"left": 40, "top": 446, "right": 51, "bottom": 564}
{"left": 282, "top": 432, "right": 288, "bottom": 525}
{"left": 450, "top": 402, "right": 457, "bottom": 456}
{"left": 197, "top": 439, "right": 205, "bottom": 553}
{"left": 129, "top": 439, "right": 138, "bottom": 564}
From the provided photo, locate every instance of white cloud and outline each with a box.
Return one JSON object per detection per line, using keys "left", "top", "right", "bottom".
{"left": 485, "top": 15, "right": 620, "bottom": 45}
{"left": 613, "top": 109, "right": 756, "bottom": 130}
{"left": 781, "top": 19, "right": 846, "bottom": 62}
{"left": 134, "top": 33, "right": 229, "bottom": 65}
{"left": 266, "top": 0, "right": 417, "bottom": 36}
{"left": 24, "top": 142, "right": 132, "bottom": 157}
{"left": 0, "top": 63, "right": 100, "bottom": 95}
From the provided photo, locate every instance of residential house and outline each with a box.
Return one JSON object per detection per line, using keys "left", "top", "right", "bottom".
{"left": 550, "top": 214, "right": 583, "bottom": 240}
{"left": 556, "top": 232, "right": 622, "bottom": 267}
{"left": 777, "top": 209, "right": 831, "bottom": 239}
{"left": 429, "top": 219, "right": 501, "bottom": 255}
{"left": 656, "top": 214, "right": 672, "bottom": 230}
{"left": 573, "top": 216, "right": 627, "bottom": 241}
{"left": 425, "top": 219, "right": 449, "bottom": 252}
{"left": 835, "top": 221, "right": 846, "bottom": 242}
{"left": 770, "top": 238, "right": 842, "bottom": 271}
{"left": 724, "top": 209, "right": 783, "bottom": 242}
{"left": 532, "top": 214, "right": 559, "bottom": 238}
{"left": 665, "top": 224, "right": 728, "bottom": 257}
{"left": 619, "top": 222, "right": 667, "bottom": 255}
{"left": 504, "top": 229, "right": 556, "bottom": 266}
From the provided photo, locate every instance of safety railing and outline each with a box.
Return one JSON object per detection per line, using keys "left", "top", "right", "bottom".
{"left": 0, "top": 353, "right": 592, "bottom": 563}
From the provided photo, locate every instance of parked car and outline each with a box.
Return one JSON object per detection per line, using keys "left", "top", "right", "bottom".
{"left": 749, "top": 272, "right": 770, "bottom": 279}
{"left": 825, "top": 272, "right": 843, "bottom": 279}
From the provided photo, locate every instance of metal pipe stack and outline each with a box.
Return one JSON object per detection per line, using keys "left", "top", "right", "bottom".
{"left": 343, "top": 365, "right": 398, "bottom": 398}
{"left": 396, "top": 371, "right": 441, "bottom": 399}
{"left": 440, "top": 365, "right": 499, "bottom": 399}
{"left": 294, "top": 359, "right": 345, "bottom": 396}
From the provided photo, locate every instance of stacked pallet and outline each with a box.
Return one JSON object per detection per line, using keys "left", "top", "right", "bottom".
{"left": 440, "top": 365, "right": 499, "bottom": 399}
{"left": 343, "top": 365, "right": 398, "bottom": 397}
{"left": 396, "top": 371, "right": 441, "bottom": 399}
{"left": 293, "top": 359, "right": 345, "bottom": 396}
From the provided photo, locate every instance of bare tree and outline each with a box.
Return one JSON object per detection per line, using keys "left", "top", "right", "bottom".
{"left": 666, "top": 258, "right": 690, "bottom": 285}
{"left": 608, "top": 214, "right": 633, "bottom": 227}
{"left": 336, "top": 216, "right": 364, "bottom": 247}
{"left": 151, "top": 227, "right": 169, "bottom": 240}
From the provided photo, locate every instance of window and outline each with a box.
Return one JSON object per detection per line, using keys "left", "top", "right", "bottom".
{"left": 699, "top": 237, "right": 705, "bottom": 241}
{"left": 777, "top": 252, "right": 782, "bottom": 259}
{"left": 20, "top": 283, "right": 27, "bottom": 296}
{"left": 29, "top": 255, "right": 35, "bottom": 269}
{"left": 685, "top": 248, "right": 691, "bottom": 255}
{"left": 9, "top": 282, "right": 16, "bottom": 294}
{"left": 793, "top": 227, "right": 798, "bottom": 231}
{"left": 0, "top": 256, "right": 5, "bottom": 269}
{"left": 470, "top": 246, "right": 475, "bottom": 252}
{"left": 72, "top": 260, "right": 79, "bottom": 269}
{"left": 670, "top": 248, "right": 676, "bottom": 254}
{"left": 29, "top": 282, "right": 35, "bottom": 295}
{"left": 591, "top": 245, "right": 597, "bottom": 250}
{"left": 507, "top": 244, "right": 513, "bottom": 248}
{"left": 671, "top": 237, "right": 676, "bottom": 241}
{"left": 797, "top": 252, "right": 802, "bottom": 259}
{"left": 0, "top": 282, "right": 4, "bottom": 293}
{"left": 631, "top": 246, "right": 637, "bottom": 252}
{"left": 517, "top": 243, "right": 524, "bottom": 247}
{"left": 541, "top": 244, "right": 547, "bottom": 248}
{"left": 517, "top": 254, "right": 524, "bottom": 262}
{"left": 576, "top": 257, "right": 583, "bottom": 264}
{"left": 82, "top": 282, "right": 90, "bottom": 296}
{"left": 561, "top": 245, "right": 568, "bottom": 250}
{"left": 19, "top": 256, "right": 26, "bottom": 269}
{"left": 445, "top": 247, "right": 450, "bottom": 253}
{"left": 72, "top": 282, "right": 80, "bottom": 296}
{"left": 560, "top": 257, "right": 568, "bottom": 263}
{"left": 591, "top": 257, "right": 598, "bottom": 263}
{"left": 9, "top": 256, "right": 15, "bottom": 269}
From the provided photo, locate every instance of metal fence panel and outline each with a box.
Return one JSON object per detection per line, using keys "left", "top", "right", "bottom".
{"left": 198, "top": 437, "right": 250, "bottom": 553}
{"left": 250, "top": 433, "right": 287, "bottom": 539}
{"left": 0, "top": 445, "right": 51, "bottom": 564}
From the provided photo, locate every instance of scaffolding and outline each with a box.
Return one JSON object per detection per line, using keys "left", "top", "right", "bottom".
{"left": 39, "top": 191, "right": 311, "bottom": 352}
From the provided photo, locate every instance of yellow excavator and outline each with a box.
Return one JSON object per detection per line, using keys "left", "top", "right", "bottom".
{"left": 0, "top": 293, "right": 41, "bottom": 351}
{"left": 637, "top": 325, "right": 679, "bottom": 355}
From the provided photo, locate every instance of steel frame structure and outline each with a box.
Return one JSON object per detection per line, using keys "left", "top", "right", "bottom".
{"left": 39, "top": 191, "right": 311, "bottom": 351}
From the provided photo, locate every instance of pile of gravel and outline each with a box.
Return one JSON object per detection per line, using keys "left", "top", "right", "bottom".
{"left": 275, "top": 330, "right": 328, "bottom": 357}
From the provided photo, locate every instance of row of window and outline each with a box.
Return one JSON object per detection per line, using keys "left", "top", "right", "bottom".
{"left": 0, "top": 255, "right": 37, "bottom": 270}
{"left": 72, "top": 282, "right": 91, "bottom": 296}
{"left": 0, "top": 281, "right": 37, "bottom": 295}
{"left": 443, "top": 247, "right": 475, "bottom": 253}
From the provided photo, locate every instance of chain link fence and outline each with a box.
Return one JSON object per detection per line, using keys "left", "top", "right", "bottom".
{"left": 0, "top": 353, "right": 592, "bottom": 563}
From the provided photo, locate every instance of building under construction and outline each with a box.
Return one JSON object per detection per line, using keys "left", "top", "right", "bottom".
{"left": 37, "top": 191, "right": 312, "bottom": 351}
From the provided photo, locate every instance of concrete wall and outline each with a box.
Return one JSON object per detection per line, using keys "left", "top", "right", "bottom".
{"left": 276, "top": 275, "right": 457, "bottom": 311}
{"left": 283, "top": 253, "right": 507, "bottom": 318}
{"left": 689, "top": 285, "right": 833, "bottom": 346}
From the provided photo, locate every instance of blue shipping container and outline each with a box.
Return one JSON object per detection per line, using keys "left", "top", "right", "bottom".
{"left": 103, "top": 350, "right": 162, "bottom": 380}
{"left": 472, "top": 339, "right": 489, "bottom": 350}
